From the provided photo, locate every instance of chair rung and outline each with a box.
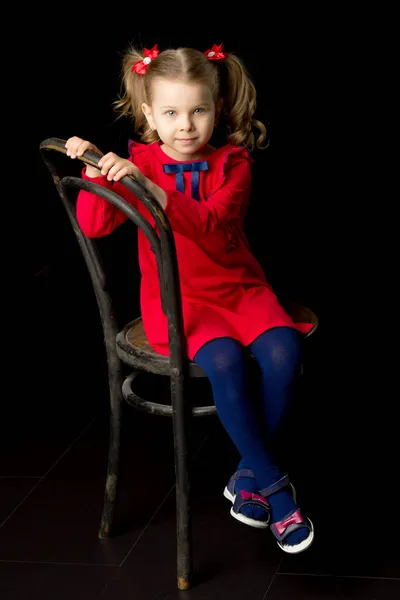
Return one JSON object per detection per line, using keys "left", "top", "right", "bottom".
{"left": 122, "top": 372, "right": 217, "bottom": 417}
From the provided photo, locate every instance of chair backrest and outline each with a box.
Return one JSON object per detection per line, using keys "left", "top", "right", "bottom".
{"left": 39, "top": 137, "right": 187, "bottom": 375}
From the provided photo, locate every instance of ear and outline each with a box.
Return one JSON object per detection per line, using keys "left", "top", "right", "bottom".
{"left": 141, "top": 103, "right": 156, "bottom": 130}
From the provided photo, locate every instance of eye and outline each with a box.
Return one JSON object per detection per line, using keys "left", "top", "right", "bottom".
{"left": 194, "top": 108, "right": 205, "bottom": 114}
{"left": 165, "top": 110, "right": 176, "bottom": 117}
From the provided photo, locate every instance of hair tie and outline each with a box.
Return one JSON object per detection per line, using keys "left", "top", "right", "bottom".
{"left": 204, "top": 43, "right": 226, "bottom": 61}
{"left": 131, "top": 44, "right": 160, "bottom": 75}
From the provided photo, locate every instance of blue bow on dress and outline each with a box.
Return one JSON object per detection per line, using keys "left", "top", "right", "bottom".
{"left": 163, "top": 161, "right": 209, "bottom": 201}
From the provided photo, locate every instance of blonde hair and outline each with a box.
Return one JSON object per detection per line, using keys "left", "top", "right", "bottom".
{"left": 113, "top": 44, "right": 267, "bottom": 152}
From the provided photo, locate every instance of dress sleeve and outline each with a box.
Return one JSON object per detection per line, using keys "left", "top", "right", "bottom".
{"left": 163, "top": 149, "right": 252, "bottom": 241}
{"left": 76, "top": 141, "right": 153, "bottom": 239}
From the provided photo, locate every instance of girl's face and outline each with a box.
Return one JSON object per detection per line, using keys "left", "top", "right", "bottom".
{"left": 142, "top": 79, "right": 217, "bottom": 161}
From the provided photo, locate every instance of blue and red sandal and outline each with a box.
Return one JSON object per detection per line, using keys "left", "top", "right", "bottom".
{"left": 223, "top": 469, "right": 271, "bottom": 528}
{"left": 270, "top": 509, "right": 314, "bottom": 554}
{"left": 260, "top": 476, "right": 314, "bottom": 554}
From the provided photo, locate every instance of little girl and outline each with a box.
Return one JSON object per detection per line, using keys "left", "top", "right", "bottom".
{"left": 66, "top": 42, "right": 314, "bottom": 554}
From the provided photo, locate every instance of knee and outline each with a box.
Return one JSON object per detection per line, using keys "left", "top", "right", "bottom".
{"left": 253, "top": 328, "right": 302, "bottom": 378}
{"left": 209, "top": 347, "right": 245, "bottom": 381}
{"left": 194, "top": 338, "right": 245, "bottom": 383}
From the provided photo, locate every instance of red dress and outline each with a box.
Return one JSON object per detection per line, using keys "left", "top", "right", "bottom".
{"left": 77, "top": 141, "right": 313, "bottom": 360}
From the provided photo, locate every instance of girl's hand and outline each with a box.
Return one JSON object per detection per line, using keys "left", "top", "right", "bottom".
{"left": 98, "top": 153, "right": 167, "bottom": 208}
{"left": 97, "top": 152, "right": 145, "bottom": 183}
{"left": 65, "top": 136, "right": 103, "bottom": 178}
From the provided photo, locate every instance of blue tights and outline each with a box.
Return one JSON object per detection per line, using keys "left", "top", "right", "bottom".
{"left": 194, "top": 327, "right": 309, "bottom": 546}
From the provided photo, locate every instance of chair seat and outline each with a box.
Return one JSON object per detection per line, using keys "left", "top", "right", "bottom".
{"left": 116, "top": 302, "right": 318, "bottom": 378}
{"left": 116, "top": 317, "right": 206, "bottom": 377}
{"left": 281, "top": 301, "right": 319, "bottom": 339}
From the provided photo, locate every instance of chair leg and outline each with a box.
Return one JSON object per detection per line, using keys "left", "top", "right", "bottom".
{"left": 98, "top": 360, "right": 124, "bottom": 539}
{"left": 171, "top": 384, "right": 193, "bottom": 590}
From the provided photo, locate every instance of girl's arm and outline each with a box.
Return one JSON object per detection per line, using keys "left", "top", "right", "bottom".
{"left": 76, "top": 170, "right": 137, "bottom": 238}
{"left": 65, "top": 137, "right": 140, "bottom": 238}
{"left": 154, "top": 155, "right": 252, "bottom": 241}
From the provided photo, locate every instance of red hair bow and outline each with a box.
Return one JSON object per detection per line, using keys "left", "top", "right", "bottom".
{"left": 132, "top": 44, "right": 160, "bottom": 75}
{"left": 204, "top": 43, "right": 226, "bottom": 61}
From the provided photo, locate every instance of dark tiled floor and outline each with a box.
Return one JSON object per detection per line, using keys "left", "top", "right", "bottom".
{"left": 3, "top": 261, "right": 399, "bottom": 599}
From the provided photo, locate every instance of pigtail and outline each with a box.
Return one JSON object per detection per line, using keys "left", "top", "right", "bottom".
{"left": 113, "top": 46, "right": 160, "bottom": 143}
{"left": 218, "top": 53, "right": 268, "bottom": 151}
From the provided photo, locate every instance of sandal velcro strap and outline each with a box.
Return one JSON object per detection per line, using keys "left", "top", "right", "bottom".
{"left": 259, "top": 475, "right": 290, "bottom": 498}
{"left": 226, "top": 469, "right": 255, "bottom": 497}
{"left": 270, "top": 509, "right": 309, "bottom": 542}
{"left": 230, "top": 469, "right": 255, "bottom": 481}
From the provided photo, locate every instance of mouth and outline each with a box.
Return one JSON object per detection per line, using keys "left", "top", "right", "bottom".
{"left": 176, "top": 138, "right": 197, "bottom": 143}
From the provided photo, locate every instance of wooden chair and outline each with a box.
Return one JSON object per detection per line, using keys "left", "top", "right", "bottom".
{"left": 39, "top": 137, "right": 318, "bottom": 591}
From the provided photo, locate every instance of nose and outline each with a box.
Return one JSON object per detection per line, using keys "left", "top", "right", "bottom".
{"left": 178, "top": 114, "right": 194, "bottom": 131}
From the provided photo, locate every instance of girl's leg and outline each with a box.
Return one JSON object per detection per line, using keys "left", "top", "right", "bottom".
{"left": 194, "top": 336, "right": 309, "bottom": 546}
{"left": 249, "top": 326, "right": 301, "bottom": 440}
{"left": 248, "top": 327, "right": 308, "bottom": 545}
{"left": 194, "top": 337, "right": 279, "bottom": 483}
{"left": 236, "top": 327, "right": 301, "bottom": 472}
{"left": 235, "top": 325, "right": 302, "bottom": 490}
